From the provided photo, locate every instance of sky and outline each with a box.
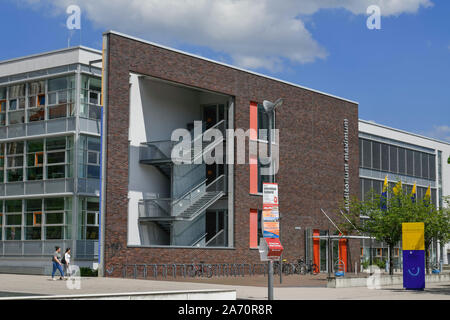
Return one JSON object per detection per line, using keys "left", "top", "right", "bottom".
{"left": 1, "top": 0, "right": 449, "bottom": 142}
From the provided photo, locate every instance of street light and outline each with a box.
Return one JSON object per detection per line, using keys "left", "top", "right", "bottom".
{"left": 262, "top": 98, "right": 283, "bottom": 300}
{"left": 262, "top": 98, "right": 283, "bottom": 164}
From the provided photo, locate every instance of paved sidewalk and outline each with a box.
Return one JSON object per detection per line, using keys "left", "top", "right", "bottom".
{"left": 0, "top": 274, "right": 448, "bottom": 300}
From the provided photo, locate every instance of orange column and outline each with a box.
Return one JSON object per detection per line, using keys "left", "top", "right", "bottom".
{"left": 313, "top": 229, "right": 320, "bottom": 272}
{"left": 339, "top": 237, "right": 348, "bottom": 272}
{"left": 249, "top": 101, "right": 258, "bottom": 194}
{"left": 249, "top": 209, "right": 258, "bottom": 248}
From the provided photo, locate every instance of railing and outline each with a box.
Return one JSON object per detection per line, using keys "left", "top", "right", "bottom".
{"left": 191, "top": 233, "right": 208, "bottom": 247}
{"left": 140, "top": 174, "right": 226, "bottom": 219}
{"left": 206, "top": 229, "right": 225, "bottom": 247}
{"left": 139, "top": 196, "right": 171, "bottom": 218}
{"left": 172, "top": 179, "right": 207, "bottom": 216}
{"left": 140, "top": 140, "right": 175, "bottom": 163}
{"left": 191, "top": 120, "right": 226, "bottom": 163}
{"left": 140, "top": 120, "right": 226, "bottom": 164}
{"left": 206, "top": 174, "right": 226, "bottom": 193}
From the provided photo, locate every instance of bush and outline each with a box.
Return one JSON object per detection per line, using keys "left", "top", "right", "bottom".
{"left": 80, "top": 267, "right": 98, "bottom": 277}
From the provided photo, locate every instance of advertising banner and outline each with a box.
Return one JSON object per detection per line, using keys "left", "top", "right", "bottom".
{"left": 402, "top": 222, "right": 425, "bottom": 290}
{"left": 262, "top": 183, "right": 279, "bottom": 239}
{"left": 259, "top": 183, "right": 283, "bottom": 261}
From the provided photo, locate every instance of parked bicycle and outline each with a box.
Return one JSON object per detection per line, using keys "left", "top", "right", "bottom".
{"left": 296, "top": 258, "right": 319, "bottom": 275}
{"left": 188, "top": 262, "right": 213, "bottom": 278}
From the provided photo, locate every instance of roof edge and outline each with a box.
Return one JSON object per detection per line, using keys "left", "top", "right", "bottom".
{"left": 359, "top": 119, "right": 450, "bottom": 147}
{"left": 0, "top": 46, "right": 102, "bottom": 66}
{"left": 103, "top": 30, "right": 359, "bottom": 105}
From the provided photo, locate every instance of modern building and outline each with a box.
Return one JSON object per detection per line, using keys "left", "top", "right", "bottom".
{"left": 0, "top": 47, "right": 103, "bottom": 274}
{"left": 359, "top": 120, "right": 450, "bottom": 267}
{"left": 1, "top": 33, "right": 448, "bottom": 276}
{"left": 100, "top": 31, "right": 360, "bottom": 277}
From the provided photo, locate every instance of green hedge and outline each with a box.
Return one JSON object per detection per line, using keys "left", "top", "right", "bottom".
{"left": 79, "top": 267, "right": 98, "bottom": 277}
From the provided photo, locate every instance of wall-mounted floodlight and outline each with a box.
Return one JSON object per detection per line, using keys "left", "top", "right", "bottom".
{"left": 262, "top": 98, "right": 283, "bottom": 114}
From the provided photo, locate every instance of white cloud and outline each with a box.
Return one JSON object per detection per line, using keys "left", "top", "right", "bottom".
{"left": 15, "top": 0, "right": 433, "bottom": 71}
{"left": 425, "top": 125, "right": 450, "bottom": 142}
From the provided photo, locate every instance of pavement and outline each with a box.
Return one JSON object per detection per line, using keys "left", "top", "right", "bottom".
{"left": 0, "top": 274, "right": 449, "bottom": 300}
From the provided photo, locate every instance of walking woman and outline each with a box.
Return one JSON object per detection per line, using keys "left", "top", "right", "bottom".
{"left": 51, "top": 246, "right": 65, "bottom": 280}
{"left": 63, "top": 248, "right": 71, "bottom": 277}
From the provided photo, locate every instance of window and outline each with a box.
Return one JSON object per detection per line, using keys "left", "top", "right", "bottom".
{"left": 413, "top": 151, "right": 421, "bottom": 178}
{"left": 0, "top": 87, "right": 6, "bottom": 126}
{"left": 6, "top": 142, "right": 24, "bottom": 182}
{"left": 421, "top": 153, "right": 429, "bottom": 179}
{"left": 0, "top": 143, "right": 4, "bottom": 183}
{"left": 398, "top": 148, "right": 406, "bottom": 174}
{"left": 44, "top": 198, "right": 66, "bottom": 240}
{"left": 5, "top": 200, "right": 22, "bottom": 240}
{"left": 372, "top": 142, "right": 381, "bottom": 170}
{"left": 389, "top": 146, "right": 398, "bottom": 173}
{"left": 362, "top": 139, "right": 371, "bottom": 168}
{"left": 25, "top": 199, "right": 42, "bottom": 240}
{"left": 381, "top": 143, "right": 389, "bottom": 172}
{"left": 78, "top": 136, "right": 101, "bottom": 179}
{"left": 80, "top": 76, "right": 102, "bottom": 120}
{"left": 27, "top": 81, "right": 46, "bottom": 122}
{"left": 26, "top": 140, "right": 44, "bottom": 181}
{"left": 79, "top": 197, "right": 99, "bottom": 240}
{"left": 0, "top": 200, "right": 3, "bottom": 240}
{"left": 8, "top": 84, "right": 25, "bottom": 125}
{"left": 46, "top": 137, "right": 69, "bottom": 179}
{"left": 47, "top": 76, "right": 75, "bottom": 120}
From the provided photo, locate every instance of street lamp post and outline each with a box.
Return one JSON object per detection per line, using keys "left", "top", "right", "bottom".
{"left": 262, "top": 98, "right": 283, "bottom": 300}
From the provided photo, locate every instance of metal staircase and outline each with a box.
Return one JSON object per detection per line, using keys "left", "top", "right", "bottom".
{"left": 138, "top": 120, "right": 227, "bottom": 245}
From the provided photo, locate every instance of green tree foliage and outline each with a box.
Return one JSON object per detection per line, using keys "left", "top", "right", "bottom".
{"left": 341, "top": 186, "right": 450, "bottom": 275}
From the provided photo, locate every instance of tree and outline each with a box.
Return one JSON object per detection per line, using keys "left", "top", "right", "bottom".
{"left": 341, "top": 186, "right": 450, "bottom": 276}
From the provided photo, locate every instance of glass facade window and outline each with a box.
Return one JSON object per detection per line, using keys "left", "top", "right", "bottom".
{"left": 6, "top": 142, "right": 24, "bottom": 182}
{"left": 80, "top": 75, "right": 102, "bottom": 120}
{"left": 5, "top": 200, "right": 22, "bottom": 240}
{"left": 78, "top": 135, "right": 101, "bottom": 179}
{"left": 389, "top": 145, "right": 398, "bottom": 173}
{"left": 360, "top": 177, "right": 437, "bottom": 205}
{"left": 26, "top": 140, "right": 44, "bottom": 181}
{"left": 359, "top": 138, "right": 436, "bottom": 181}
{"left": 79, "top": 197, "right": 99, "bottom": 240}
{"left": 27, "top": 81, "right": 45, "bottom": 122}
{"left": 0, "top": 75, "right": 77, "bottom": 127}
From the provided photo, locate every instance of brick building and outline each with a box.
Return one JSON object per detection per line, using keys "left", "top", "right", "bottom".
{"left": 100, "top": 31, "right": 360, "bottom": 277}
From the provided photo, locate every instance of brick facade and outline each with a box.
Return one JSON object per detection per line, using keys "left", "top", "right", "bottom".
{"left": 103, "top": 32, "right": 360, "bottom": 276}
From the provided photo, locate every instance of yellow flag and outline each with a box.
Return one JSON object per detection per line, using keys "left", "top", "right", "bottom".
{"left": 393, "top": 181, "right": 402, "bottom": 196}
{"left": 425, "top": 185, "right": 431, "bottom": 200}
{"left": 382, "top": 176, "right": 388, "bottom": 193}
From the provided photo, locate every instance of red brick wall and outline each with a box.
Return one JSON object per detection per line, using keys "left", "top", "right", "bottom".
{"left": 103, "top": 33, "right": 360, "bottom": 276}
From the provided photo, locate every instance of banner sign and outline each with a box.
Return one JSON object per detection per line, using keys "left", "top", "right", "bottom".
{"left": 262, "top": 183, "right": 279, "bottom": 239}
{"left": 402, "top": 223, "right": 425, "bottom": 290}
{"left": 262, "top": 205, "right": 279, "bottom": 238}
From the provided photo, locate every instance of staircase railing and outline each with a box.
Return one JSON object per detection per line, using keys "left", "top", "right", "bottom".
{"left": 140, "top": 120, "right": 226, "bottom": 164}
{"left": 191, "top": 120, "right": 226, "bottom": 163}
{"left": 191, "top": 233, "right": 208, "bottom": 247}
{"left": 206, "top": 229, "right": 225, "bottom": 247}
{"left": 172, "top": 178, "right": 207, "bottom": 216}
{"left": 139, "top": 195, "right": 171, "bottom": 218}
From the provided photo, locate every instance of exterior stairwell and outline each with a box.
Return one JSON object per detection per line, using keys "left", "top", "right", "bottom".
{"left": 138, "top": 120, "right": 227, "bottom": 245}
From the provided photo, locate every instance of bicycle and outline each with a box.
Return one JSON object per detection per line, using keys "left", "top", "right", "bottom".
{"left": 189, "top": 262, "right": 213, "bottom": 278}
{"left": 297, "top": 259, "right": 319, "bottom": 275}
